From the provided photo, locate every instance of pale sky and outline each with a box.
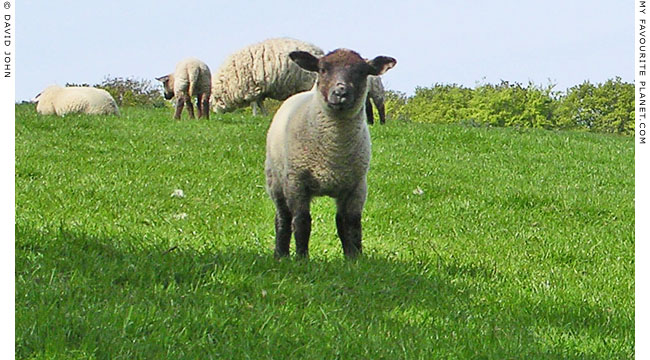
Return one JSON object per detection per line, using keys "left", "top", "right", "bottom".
{"left": 16, "top": 0, "right": 632, "bottom": 101}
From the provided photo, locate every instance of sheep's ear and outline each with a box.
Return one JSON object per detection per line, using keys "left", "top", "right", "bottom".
{"left": 367, "top": 56, "right": 397, "bottom": 76}
{"left": 289, "top": 51, "right": 319, "bottom": 72}
{"left": 156, "top": 75, "right": 169, "bottom": 83}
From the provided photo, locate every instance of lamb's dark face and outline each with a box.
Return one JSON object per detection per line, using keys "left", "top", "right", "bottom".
{"left": 156, "top": 75, "right": 175, "bottom": 100}
{"left": 316, "top": 50, "right": 370, "bottom": 111}
{"left": 290, "top": 49, "right": 397, "bottom": 113}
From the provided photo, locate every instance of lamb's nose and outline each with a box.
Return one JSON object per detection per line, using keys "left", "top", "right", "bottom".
{"left": 332, "top": 83, "right": 348, "bottom": 100}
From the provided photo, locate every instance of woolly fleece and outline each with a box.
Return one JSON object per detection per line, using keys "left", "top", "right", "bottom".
{"left": 35, "top": 85, "right": 119, "bottom": 116}
{"left": 211, "top": 38, "right": 324, "bottom": 113}
{"left": 172, "top": 57, "right": 211, "bottom": 97}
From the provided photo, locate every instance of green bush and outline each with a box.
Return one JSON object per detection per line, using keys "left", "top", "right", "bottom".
{"left": 402, "top": 84, "right": 472, "bottom": 124}
{"left": 97, "top": 76, "right": 167, "bottom": 108}
{"left": 555, "top": 77, "right": 634, "bottom": 134}
{"left": 383, "top": 90, "right": 409, "bottom": 122}
{"left": 469, "top": 81, "right": 557, "bottom": 129}
{"left": 383, "top": 78, "right": 632, "bottom": 135}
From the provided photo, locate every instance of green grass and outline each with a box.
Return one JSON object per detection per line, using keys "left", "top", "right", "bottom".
{"left": 16, "top": 105, "right": 634, "bottom": 359}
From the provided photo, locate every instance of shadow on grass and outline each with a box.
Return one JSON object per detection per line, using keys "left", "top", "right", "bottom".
{"left": 15, "top": 224, "right": 631, "bottom": 359}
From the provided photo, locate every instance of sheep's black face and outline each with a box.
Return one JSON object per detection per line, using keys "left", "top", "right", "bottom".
{"left": 317, "top": 51, "right": 370, "bottom": 111}
{"left": 156, "top": 75, "right": 174, "bottom": 100}
{"left": 290, "top": 49, "right": 397, "bottom": 114}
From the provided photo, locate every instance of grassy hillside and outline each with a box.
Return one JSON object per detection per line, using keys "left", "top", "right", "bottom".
{"left": 15, "top": 105, "right": 634, "bottom": 359}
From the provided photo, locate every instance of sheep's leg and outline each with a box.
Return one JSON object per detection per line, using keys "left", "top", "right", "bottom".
{"left": 258, "top": 100, "right": 267, "bottom": 116}
{"left": 365, "top": 98, "right": 374, "bottom": 125}
{"left": 202, "top": 94, "right": 210, "bottom": 120}
{"left": 293, "top": 211, "right": 311, "bottom": 258}
{"left": 288, "top": 197, "right": 311, "bottom": 259}
{"left": 272, "top": 194, "right": 292, "bottom": 258}
{"left": 252, "top": 100, "right": 267, "bottom": 116}
{"left": 377, "top": 100, "right": 386, "bottom": 125}
{"left": 335, "top": 181, "right": 367, "bottom": 258}
{"left": 196, "top": 95, "right": 203, "bottom": 119}
{"left": 174, "top": 97, "right": 184, "bottom": 120}
{"left": 196, "top": 93, "right": 209, "bottom": 119}
{"left": 335, "top": 212, "right": 362, "bottom": 258}
{"left": 185, "top": 96, "right": 195, "bottom": 119}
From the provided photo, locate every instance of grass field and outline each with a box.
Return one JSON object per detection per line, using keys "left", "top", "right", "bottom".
{"left": 15, "top": 105, "right": 634, "bottom": 359}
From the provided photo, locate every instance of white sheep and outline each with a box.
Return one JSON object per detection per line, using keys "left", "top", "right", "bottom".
{"left": 365, "top": 75, "right": 387, "bottom": 125}
{"left": 210, "top": 38, "right": 324, "bottom": 115}
{"left": 34, "top": 85, "right": 119, "bottom": 116}
{"left": 157, "top": 57, "right": 211, "bottom": 119}
{"left": 265, "top": 48, "right": 396, "bottom": 259}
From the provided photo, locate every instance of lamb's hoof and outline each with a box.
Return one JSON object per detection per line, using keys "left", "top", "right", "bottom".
{"left": 274, "top": 251, "right": 290, "bottom": 260}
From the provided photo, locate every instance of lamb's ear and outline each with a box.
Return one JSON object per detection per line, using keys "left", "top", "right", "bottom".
{"left": 156, "top": 75, "right": 169, "bottom": 83}
{"left": 367, "top": 56, "right": 397, "bottom": 76}
{"left": 289, "top": 51, "right": 320, "bottom": 72}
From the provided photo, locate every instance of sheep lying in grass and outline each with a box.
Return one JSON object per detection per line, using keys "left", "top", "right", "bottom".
{"left": 210, "top": 38, "right": 324, "bottom": 115}
{"left": 157, "top": 58, "right": 211, "bottom": 119}
{"left": 365, "top": 75, "right": 387, "bottom": 125}
{"left": 34, "top": 85, "right": 119, "bottom": 116}
{"left": 265, "top": 48, "right": 396, "bottom": 259}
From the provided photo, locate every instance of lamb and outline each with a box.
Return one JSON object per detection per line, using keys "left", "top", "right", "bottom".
{"left": 365, "top": 75, "right": 387, "bottom": 125}
{"left": 157, "top": 57, "right": 211, "bottom": 119}
{"left": 265, "top": 48, "right": 396, "bottom": 259}
{"left": 34, "top": 85, "right": 119, "bottom": 116}
{"left": 210, "top": 38, "right": 324, "bottom": 115}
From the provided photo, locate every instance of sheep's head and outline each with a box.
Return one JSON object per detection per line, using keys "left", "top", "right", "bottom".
{"left": 156, "top": 74, "right": 175, "bottom": 100}
{"left": 211, "top": 95, "right": 238, "bottom": 114}
{"left": 290, "top": 49, "right": 396, "bottom": 114}
{"left": 212, "top": 99, "right": 227, "bottom": 113}
{"left": 209, "top": 77, "right": 238, "bottom": 113}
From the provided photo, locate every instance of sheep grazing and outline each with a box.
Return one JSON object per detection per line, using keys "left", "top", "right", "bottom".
{"left": 365, "top": 75, "right": 387, "bottom": 125}
{"left": 157, "top": 57, "right": 211, "bottom": 119}
{"left": 210, "top": 38, "right": 324, "bottom": 115}
{"left": 265, "top": 48, "right": 396, "bottom": 259}
{"left": 34, "top": 85, "right": 119, "bottom": 116}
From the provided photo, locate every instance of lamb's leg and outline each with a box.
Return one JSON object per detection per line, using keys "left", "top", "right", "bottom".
{"left": 185, "top": 96, "right": 195, "bottom": 119}
{"left": 174, "top": 97, "right": 184, "bottom": 120}
{"left": 335, "top": 180, "right": 367, "bottom": 258}
{"left": 272, "top": 194, "right": 292, "bottom": 258}
{"left": 377, "top": 100, "right": 386, "bottom": 125}
{"left": 365, "top": 98, "right": 374, "bottom": 125}
{"left": 202, "top": 94, "right": 210, "bottom": 120}
{"left": 335, "top": 212, "right": 362, "bottom": 258}
{"left": 196, "top": 95, "right": 203, "bottom": 119}
{"left": 288, "top": 196, "right": 311, "bottom": 259}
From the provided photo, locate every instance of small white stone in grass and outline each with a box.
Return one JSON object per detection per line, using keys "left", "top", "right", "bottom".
{"left": 261, "top": 289, "right": 268, "bottom": 298}
{"left": 171, "top": 189, "right": 185, "bottom": 198}
{"left": 173, "top": 212, "right": 188, "bottom": 220}
{"left": 413, "top": 186, "right": 424, "bottom": 196}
